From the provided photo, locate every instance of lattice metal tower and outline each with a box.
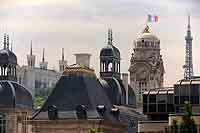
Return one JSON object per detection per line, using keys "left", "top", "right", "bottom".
{"left": 183, "top": 15, "right": 193, "bottom": 79}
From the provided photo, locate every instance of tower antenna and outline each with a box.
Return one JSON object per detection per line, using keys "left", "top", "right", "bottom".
{"left": 183, "top": 15, "right": 193, "bottom": 79}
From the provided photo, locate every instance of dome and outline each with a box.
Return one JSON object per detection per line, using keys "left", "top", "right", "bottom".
{"left": 0, "top": 81, "right": 32, "bottom": 108}
{"left": 0, "top": 49, "right": 17, "bottom": 65}
{"left": 33, "top": 66, "right": 116, "bottom": 120}
{"left": 100, "top": 44, "right": 120, "bottom": 59}
{"left": 137, "top": 32, "right": 159, "bottom": 41}
{"left": 134, "top": 25, "right": 160, "bottom": 49}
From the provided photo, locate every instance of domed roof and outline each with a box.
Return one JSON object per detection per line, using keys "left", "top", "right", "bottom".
{"left": 100, "top": 29, "right": 120, "bottom": 59}
{"left": 33, "top": 66, "right": 116, "bottom": 120}
{"left": 0, "top": 49, "right": 17, "bottom": 65}
{"left": 100, "top": 44, "right": 120, "bottom": 59}
{"left": 137, "top": 25, "right": 159, "bottom": 41}
{"left": 0, "top": 81, "right": 32, "bottom": 108}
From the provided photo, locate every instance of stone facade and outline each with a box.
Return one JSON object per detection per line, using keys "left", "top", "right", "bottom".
{"left": 29, "top": 120, "right": 126, "bottom": 133}
{"left": 17, "top": 65, "right": 60, "bottom": 97}
{"left": 16, "top": 45, "right": 66, "bottom": 97}
{"left": 129, "top": 26, "right": 165, "bottom": 107}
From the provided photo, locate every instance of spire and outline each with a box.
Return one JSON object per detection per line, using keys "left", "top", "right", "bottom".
{"left": 3, "top": 33, "right": 6, "bottom": 49}
{"left": 62, "top": 48, "right": 64, "bottom": 61}
{"left": 42, "top": 48, "right": 45, "bottom": 62}
{"left": 30, "top": 41, "right": 33, "bottom": 56}
{"left": 183, "top": 15, "right": 193, "bottom": 79}
{"left": 108, "top": 29, "right": 113, "bottom": 45}
{"left": 188, "top": 15, "right": 191, "bottom": 29}
{"left": 11, "top": 40, "right": 13, "bottom": 52}
{"left": 6, "top": 34, "right": 9, "bottom": 50}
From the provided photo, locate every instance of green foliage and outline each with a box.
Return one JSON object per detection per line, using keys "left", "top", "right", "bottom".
{"left": 89, "top": 128, "right": 103, "bottom": 133}
{"left": 180, "top": 101, "right": 197, "bottom": 132}
{"left": 33, "top": 96, "right": 45, "bottom": 110}
{"left": 171, "top": 119, "right": 178, "bottom": 133}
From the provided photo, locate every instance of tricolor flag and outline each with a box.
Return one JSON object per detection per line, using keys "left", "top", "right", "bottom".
{"left": 148, "top": 14, "right": 158, "bottom": 22}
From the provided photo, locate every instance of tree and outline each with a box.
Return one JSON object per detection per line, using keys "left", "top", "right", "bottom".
{"left": 180, "top": 101, "right": 197, "bottom": 133}
{"left": 33, "top": 96, "right": 45, "bottom": 110}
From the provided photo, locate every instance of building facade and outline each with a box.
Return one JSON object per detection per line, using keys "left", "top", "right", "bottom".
{"left": 129, "top": 25, "right": 165, "bottom": 107}
{"left": 17, "top": 44, "right": 67, "bottom": 97}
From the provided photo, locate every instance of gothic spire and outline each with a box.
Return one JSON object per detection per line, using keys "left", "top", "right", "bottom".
{"left": 62, "top": 48, "right": 64, "bottom": 61}
{"left": 108, "top": 29, "right": 113, "bottom": 45}
{"left": 42, "top": 48, "right": 45, "bottom": 62}
{"left": 6, "top": 34, "right": 10, "bottom": 50}
{"left": 188, "top": 15, "right": 191, "bottom": 29}
{"left": 3, "top": 33, "right": 6, "bottom": 49}
{"left": 30, "top": 41, "right": 33, "bottom": 56}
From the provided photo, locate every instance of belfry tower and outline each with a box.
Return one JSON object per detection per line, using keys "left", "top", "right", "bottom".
{"left": 40, "top": 48, "right": 48, "bottom": 70}
{"left": 183, "top": 15, "right": 193, "bottom": 79}
{"left": 59, "top": 48, "right": 67, "bottom": 72}
{"left": 27, "top": 41, "right": 36, "bottom": 68}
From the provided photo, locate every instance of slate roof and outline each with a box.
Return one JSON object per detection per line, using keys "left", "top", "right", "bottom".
{"left": 33, "top": 68, "right": 116, "bottom": 120}
{"left": 0, "top": 81, "right": 32, "bottom": 108}
{"left": 100, "top": 44, "right": 120, "bottom": 59}
{"left": 100, "top": 77, "right": 126, "bottom": 105}
{"left": 0, "top": 49, "right": 17, "bottom": 65}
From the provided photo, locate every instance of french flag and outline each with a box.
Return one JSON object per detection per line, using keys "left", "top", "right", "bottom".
{"left": 148, "top": 14, "right": 158, "bottom": 22}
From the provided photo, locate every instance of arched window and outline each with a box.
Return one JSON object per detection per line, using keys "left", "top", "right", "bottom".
{"left": 108, "top": 62, "right": 112, "bottom": 72}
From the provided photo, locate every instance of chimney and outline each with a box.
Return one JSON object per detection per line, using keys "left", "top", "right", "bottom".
{"left": 122, "top": 73, "right": 129, "bottom": 105}
{"left": 74, "top": 53, "right": 91, "bottom": 68}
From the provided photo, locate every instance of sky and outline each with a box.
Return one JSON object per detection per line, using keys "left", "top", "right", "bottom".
{"left": 0, "top": 0, "right": 200, "bottom": 86}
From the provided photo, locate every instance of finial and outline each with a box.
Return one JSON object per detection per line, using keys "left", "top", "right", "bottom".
{"left": 108, "top": 28, "right": 113, "bottom": 45}
{"left": 30, "top": 41, "right": 33, "bottom": 55}
{"left": 6, "top": 34, "right": 9, "bottom": 50}
{"left": 3, "top": 33, "right": 6, "bottom": 49}
{"left": 62, "top": 48, "right": 64, "bottom": 61}
{"left": 42, "top": 48, "right": 45, "bottom": 62}
{"left": 143, "top": 25, "right": 150, "bottom": 33}
{"left": 188, "top": 15, "right": 191, "bottom": 29}
{"left": 11, "top": 40, "right": 13, "bottom": 52}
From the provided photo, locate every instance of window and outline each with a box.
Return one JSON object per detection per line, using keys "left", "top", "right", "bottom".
{"left": 158, "top": 104, "right": 166, "bottom": 112}
{"left": 175, "top": 96, "right": 179, "bottom": 104}
{"left": 157, "top": 94, "right": 166, "bottom": 103}
{"left": 180, "top": 96, "right": 189, "bottom": 104}
{"left": 191, "top": 85, "right": 199, "bottom": 96}
{"left": 167, "top": 95, "right": 174, "bottom": 104}
{"left": 167, "top": 104, "right": 175, "bottom": 112}
{"left": 143, "top": 104, "right": 147, "bottom": 113}
{"left": 143, "top": 95, "right": 148, "bottom": 103}
{"left": 180, "top": 85, "right": 189, "bottom": 96}
{"left": 149, "top": 95, "right": 156, "bottom": 103}
{"left": 191, "top": 96, "right": 199, "bottom": 104}
{"left": 149, "top": 104, "right": 156, "bottom": 112}
{"left": 0, "top": 114, "right": 5, "bottom": 133}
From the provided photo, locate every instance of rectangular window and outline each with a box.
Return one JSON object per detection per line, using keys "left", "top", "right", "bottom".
{"left": 191, "top": 85, "right": 199, "bottom": 96}
{"left": 167, "top": 94, "right": 174, "bottom": 104}
{"left": 158, "top": 104, "right": 166, "bottom": 112}
{"left": 191, "top": 96, "right": 199, "bottom": 104}
{"left": 143, "top": 95, "right": 148, "bottom": 103}
{"left": 180, "top": 85, "right": 189, "bottom": 96}
{"left": 180, "top": 96, "right": 189, "bottom": 104}
{"left": 167, "top": 104, "right": 175, "bottom": 112}
{"left": 149, "top": 104, "right": 156, "bottom": 112}
{"left": 175, "top": 96, "right": 179, "bottom": 104}
{"left": 143, "top": 104, "right": 147, "bottom": 113}
{"left": 0, "top": 114, "right": 6, "bottom": 133}
{"left": 157, "top": 94, "right": 167, "bottom": 103}
{"left": 149, "top": 95, "right": 156, "bottom": 103}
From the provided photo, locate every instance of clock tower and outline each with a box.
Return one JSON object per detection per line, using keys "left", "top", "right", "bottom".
{"left": 129, "top": 25, "right": 165, "bottom": 108}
